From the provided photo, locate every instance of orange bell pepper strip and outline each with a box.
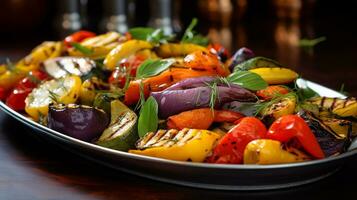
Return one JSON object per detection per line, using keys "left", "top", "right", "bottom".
{"left": 124, "top": 68, "right": 217, "bottom": 105}
{"left": 183, "top": 51, "right": 230, "bottom": 77}
{"left": 167, "top": 108, "right": 244, "bottom": 130}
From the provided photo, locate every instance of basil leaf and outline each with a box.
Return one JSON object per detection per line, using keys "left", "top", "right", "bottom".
{"left": 129, "top": 27, "right": 155, "bottom": 40}
{"left": 227, "top": 70, "right": 268, "bottom": 91}
{"left": 299, "top": 36, "right": 326, "bottom": 48}
{"left": 223, "top": 101, "right": 261, "bottom": 116}
{"left": 138, "top": 96, "right": 159, "bottom": 138}
{"left": 181, "top": 18, "right": 209, "bottom": 46}
{"left": 71, "top": 42, "right": 93, "bottom": 55}
{"left": 136, "top": 59, "right": 175, "bottom": 79}
{"left": 296, "top": 86, "right": 319, "bottom": 102}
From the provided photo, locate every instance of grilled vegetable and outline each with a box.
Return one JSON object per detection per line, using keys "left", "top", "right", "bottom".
{"left": 249, "top": 68, "right": 298, "bottom": 84}
{"left": 6, "top": 70, "right": 49, "bottom": 111}
{"left": 25, "top": 75, "right": 82, "bottom": 121}
{"left": 243, "top": 139, "right": 310, "bottom": 164}
{"left": 299, "top": 111, "right": 352, "bottom": 156}
{"left": 0, "top": 41, "right": 62, "bottom": 90}
{"left": 124, "top": 68, "right": 217, "bottom": 105}
{"left": 43, "top": 57, "right": 96, "bottom": 79}
{"left": 64, "top": 30, "right": 96, "bottom": 47}
{"left": 167, "top": 108, "right": 243, "bottom": 130}
{"left": 97, "top": 100, "right": 138, "bottom": 151}
{"left": 79, "top": 77, "right": 110, "bottom": 105}
{"left": 183, "top": 51, "right": 229, "bottom": 77}
{"left": 267, "top": 115, "right": 325, "bottom": 159}
{"left": 48, "top": 104, "right": 109, "bottom": 142}
{"left": 208, "top": 43, "right": 230, "bottom": 62}
{"left": 104, "top": 40, "right": 153, "bottom": 70}
{"left": 260, "top": 94, "right": 296, "bottom": 123}
{"left": 207, "top": 117, "right": 267, "bottom": 164}
{"left": 129, "top": 129, "right": 221, "bottom": 162}
{"left": 155, "top": 43, "right": 208, "bottom": 58}
{"left": 151, "top": 77, "right": 256, "bottom": 118}
{"left": 256, "top": 85, "right": 290, "bottom": 100}
{"left": 234, "top": 56, "right": 283, "bottom": 71}
{"left": 306, "top": 97, "right": 357, "bottom": 118}
{"left": 68, "top": 32, "right": 122, "bottom": 59}
{"left": 227, "top": 47, "right": 255, "bottom": 72}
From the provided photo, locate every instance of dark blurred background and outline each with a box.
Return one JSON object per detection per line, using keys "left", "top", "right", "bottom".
{"left": 0, "top": 0, "right": 356, "bottom": 95}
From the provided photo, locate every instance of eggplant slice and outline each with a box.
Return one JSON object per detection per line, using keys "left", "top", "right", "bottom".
{"left": 299, "top": 110, "right": 352, "bottom": 157}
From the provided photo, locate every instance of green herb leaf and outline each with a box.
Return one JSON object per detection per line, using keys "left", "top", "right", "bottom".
{"left": 181, "top": 18, "right": 209, "bottom": 46}
{"left": 129, "top": 27, "right": 156, "bottom": 40}
{"left": 299, "top": 36, "right": 326, "bottom": 48}
{"left": 296, "top": 86, "right": 319, "bottom": 102}
{"left": 226, "top": 70, "right": 268, "bottom": 91}
{"left": 136, "top": 59, "right": 175, "bottom": 79}
{"left": 138, "top": 96, "right": 159, "bottom": 138}
{"left": 129, "top": 27, "right": 174, "bottom": 44}
{"left": 71, "top": 42, "right": 93, "bottom": 55}
{"left": 206, "top": 81, "right": 219, "bottom": 112}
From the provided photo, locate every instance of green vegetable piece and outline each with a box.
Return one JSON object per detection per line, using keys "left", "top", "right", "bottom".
{"left": 233, "top": 57, "right": 283, "bottom": 71}
{"left": 181, "top": 18, "right": 209, "bottom": 46}
{"left": 97, "top": 100, "right": 138, "bottom": 151}
{"left": 129, "top": 27, "right": 156, "bottom": 40}
{"left": 70, "top": 42, "right": 93, "bottom": 55}
{"left": 136, "top": 59, "right": 175, "bottom": 79}
{"left": 138, "top": 96, "right": 159, "bottom": 138}
{"left": 226, "top": 70, "right": 268, "bottom": 91}
{"left": 93, "top": 93, "right": 121, "bottom": 115}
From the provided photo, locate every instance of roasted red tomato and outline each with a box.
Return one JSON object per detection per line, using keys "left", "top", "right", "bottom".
{"left": 267, "top": 115, "right": 325, "bottom": 159}
{"left": 6, "top": 70, "right": 49, "bottom": 111}
{"left": 64, "top": 30, "right": 96, "bottom": 47}
{"left": 108, "top": 55, "right": 145, "bottom": 88}
{"left": 207, "top": 117, "right": 267, "bottom": 164}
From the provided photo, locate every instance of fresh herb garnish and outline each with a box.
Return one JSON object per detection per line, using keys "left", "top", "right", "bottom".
{"left": 48, "top": 90, "right": 59, "bottom": 103}
{"left": 129, "top": 27, "right": 173, "bottom": 44}
{"left": 181, "top": 18, "right": 209, "bottom": 46}
{"left": 299, "top": 36, "right": 326, "bottom": 48}
{"left": 226, "top": 70, "right": 268, "bottom": 91}
{"left": 138, "top": 96, "right": 159, "bottom": 138}
{"left": 339, "top": 83, "right": 349, "bottom": 96}
{"left": 136, "top": 59, "right": 175, "bottom": 79}
{"left": 5, "top": 58, "right": 18, "bottom": 72}
{"left": 71, "top": 42, "right": 93, "bottom": 55}
{"left": 207, "top": 81, "right": 219, "bottom": 112}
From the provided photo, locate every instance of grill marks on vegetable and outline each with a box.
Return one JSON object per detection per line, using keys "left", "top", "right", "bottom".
{"left": 136, "top": 128, "right": 202, "bottom": 149}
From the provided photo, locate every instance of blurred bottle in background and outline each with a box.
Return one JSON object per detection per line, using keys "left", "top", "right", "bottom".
{"left": 100, "top": 0, "right": 128, "bottom": 33}
{"left": 148, "top": 0, "right": 181, "bottom": 35}
{"left": 54, "top": 0, "right": 82, "bottom": 38}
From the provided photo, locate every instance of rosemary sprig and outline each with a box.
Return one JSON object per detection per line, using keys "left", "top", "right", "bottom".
{"left": 48, "top": 90, "right": 59, "bottom": 103}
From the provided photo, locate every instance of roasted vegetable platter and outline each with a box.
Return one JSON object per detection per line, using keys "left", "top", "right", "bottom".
{"left": 1, "top": 21, "right": 357, "bottom": 190}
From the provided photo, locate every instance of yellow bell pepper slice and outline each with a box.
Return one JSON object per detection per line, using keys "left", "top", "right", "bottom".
{"left": 129, "top": 129, "right": 221, "bottom": 162}
{"left": 0, "top": 42, "right": 63, "bottom": 90}
{"left": 68, "top": 32, "right": 121, "bottom": 59}
{"left": 104, "top": 40, "right": 153, "bottom": 70}
{"left": 249, "top": 67, "right": 298, "bottom": 84}
{"left": 261, "top": 95, "right": 296, "bottom": 120}
{"left": 244, "top": 139, "right": 309, "bottom": 165}
{"left": 25, "top": 75, "right": 82, "bottom": 121}
{"left": 156, "top": 43, "right": 208, "bottom": 58}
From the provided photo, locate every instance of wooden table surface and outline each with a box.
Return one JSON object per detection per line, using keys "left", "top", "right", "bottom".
{"left": 1, "top": 16, "right": 357, "bottom": 199}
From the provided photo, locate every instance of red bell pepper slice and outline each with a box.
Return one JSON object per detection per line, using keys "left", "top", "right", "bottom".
{"left": 207, "top": 117, "right": 267, "bottom": 164}
{"left": 267, "top": 115, "right": 325, "bottom": 159}
{"left": 64, "top": 30, "right": 96, "bottom": 47}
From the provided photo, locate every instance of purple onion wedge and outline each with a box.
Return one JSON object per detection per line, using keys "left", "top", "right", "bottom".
{"left": 48, "top": 104, "right": 109, "bottom": 142}
{"left": 151, "top": 77, "right": 256, "bottom": 118}
{"left": 228, "top": 47, "right": 255, "bottom": 72}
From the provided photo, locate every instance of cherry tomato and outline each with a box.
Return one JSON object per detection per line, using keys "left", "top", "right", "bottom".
{"left": 64, "top": 30, "right": 96, "bottom": 47}
{"left": 108, "top": 55, "right": 145, "bottom": 88}
{"left": 207, "top": 117, "right": 267, "bottom": 164}
{"left": 5, "top": 70, "right": 49, "bottom": 111}
{"left": 267, "top": 115, "right": 325, "bottom": 159}
{"left": 208, "top": 43, "right": 230, "bottom": 63}
{"left": 256, "top": 85, "right": 290, "bottom": 100}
